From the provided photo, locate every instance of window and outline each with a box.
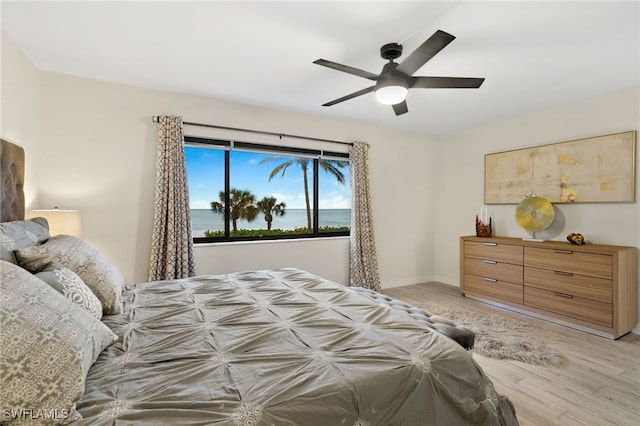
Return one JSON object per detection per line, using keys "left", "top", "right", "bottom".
{"left": 185, "top": 137, "right": 351, "bottom": 243}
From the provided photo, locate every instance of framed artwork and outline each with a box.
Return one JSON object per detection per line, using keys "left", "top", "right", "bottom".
{"left": 484, "top": 131, "right": 636, "bottom": 204}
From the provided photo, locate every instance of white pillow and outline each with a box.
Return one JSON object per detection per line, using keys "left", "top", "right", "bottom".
{"left": 15, "top": 235, "right": 124, "bottom": 314}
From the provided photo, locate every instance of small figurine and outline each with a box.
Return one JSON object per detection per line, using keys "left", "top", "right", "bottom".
{"left": 566, "top": 233, "right": 585, "bottom": 245}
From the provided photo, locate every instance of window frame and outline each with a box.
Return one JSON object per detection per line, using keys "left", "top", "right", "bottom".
{"left": 185, "top": 136, "right": 351, "bottom": 244}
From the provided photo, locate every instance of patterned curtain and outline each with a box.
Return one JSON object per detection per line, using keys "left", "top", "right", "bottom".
{"left": 349, "top": 141, "right": 381, "bottom": 291}
{"left": 149, "top": 116, "right": 196, "bottom": 281}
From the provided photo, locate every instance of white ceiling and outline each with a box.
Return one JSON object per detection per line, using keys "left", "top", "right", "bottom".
{"left": 2, "top": 1, "right": 639, "bottom": 135}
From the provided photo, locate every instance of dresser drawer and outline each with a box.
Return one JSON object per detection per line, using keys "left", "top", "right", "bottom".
{"left": 524, "top": 267, "right": 612, "bottom": 303}
{"left": 465, "top": 257, "right": 523, "bottom": 284}
{"left": 524, "top": 286, "right": 612, "bottom": 327}
{"left": 524, "top": 247, "right": 612, "bottom": 279}
{"left": 464, "top": 241, "right": 523, "bottom": 264}
{"left": 464, "top": 274, "right": 523, "bottom": 304}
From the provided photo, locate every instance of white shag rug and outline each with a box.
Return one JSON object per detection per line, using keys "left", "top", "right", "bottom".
{"left": 421, "top": 303, "right": 569, "bottom": 368}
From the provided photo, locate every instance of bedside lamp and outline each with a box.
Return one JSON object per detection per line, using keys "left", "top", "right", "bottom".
{"left": 27, "top": 208, "right": 82, "bottom": 237}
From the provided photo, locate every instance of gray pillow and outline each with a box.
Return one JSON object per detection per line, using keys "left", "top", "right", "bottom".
{"left": 15, "top": 235, "right": 124, "bottom": 314}
{"left": 35, "top": 261, "right": 103, "bottom": 320}
{"left": 0, "top": 260, "right": 117, "bottom": 425}
{"left": 0, "top": 217, "right": 49, "bottom": 264}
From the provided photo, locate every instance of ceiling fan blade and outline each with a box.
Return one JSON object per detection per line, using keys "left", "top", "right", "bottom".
{"left": 411, "top": 76, "right": 485, "bottom": 89}
{"left": 392, "top": 101, "right": 408, "bottom": 116}
{"left": 396, "top": 30, "right": 456, "bottom": 76}
{"left": 313, "top": 59, "right": 379, "bottom": 81}
{"left": 322, "top": 86, "right": 376, "bottom": 107}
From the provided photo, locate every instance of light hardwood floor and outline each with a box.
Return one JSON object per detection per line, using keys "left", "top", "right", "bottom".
{"left": 384, "top": 281, "right": 640, "bottom": 426}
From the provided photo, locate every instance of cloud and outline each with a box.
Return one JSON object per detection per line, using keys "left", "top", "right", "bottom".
{"left": 271, "top": 192, "right": 293, "bottom": 201}
{"left": 319, "top": 194, "right": 351, "bottom": 209}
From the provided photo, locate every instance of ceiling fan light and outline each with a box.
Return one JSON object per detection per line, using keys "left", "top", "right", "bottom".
{"left": 374, "top": 85, "right": 408, "bottom": 105}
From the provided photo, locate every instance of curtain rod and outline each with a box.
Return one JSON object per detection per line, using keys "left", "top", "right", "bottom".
{"left": 152, "top": 116, "right": 353, "bottom": 147}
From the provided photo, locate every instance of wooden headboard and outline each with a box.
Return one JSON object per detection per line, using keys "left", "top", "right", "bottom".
{"left": 0, "top": 138, "right": 26, "bottom": 222}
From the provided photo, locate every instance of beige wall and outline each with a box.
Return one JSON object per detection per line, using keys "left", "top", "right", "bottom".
{"left": 31, "top": 71, "right": 436, "bottom": 286}
{"left": 433, "top": 87, "right": 640, "bottom": 330}
{"left": 0, "top": 33, "right": 41, "bottom": 208}
{"left": 433, "top": 86, "right": 640, "bottom": 284}
{"left": 2, "top": 33, "right": 638, "bottom": 330}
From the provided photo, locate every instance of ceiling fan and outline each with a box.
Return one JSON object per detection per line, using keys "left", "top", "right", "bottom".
{"left": 313, "top": 29, "right": 485, "bottom": 116}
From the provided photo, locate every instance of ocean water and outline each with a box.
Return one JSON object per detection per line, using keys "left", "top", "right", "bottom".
{"left": 190, "top": 208, "right": 350, "bottom": 236}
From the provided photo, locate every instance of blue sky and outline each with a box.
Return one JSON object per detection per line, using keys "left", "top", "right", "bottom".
{"left": 185, "top": 147, "right": 351, "bottom": 210}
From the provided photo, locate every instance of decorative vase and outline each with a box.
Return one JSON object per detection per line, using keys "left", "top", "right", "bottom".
{"left": 475, "top": 215, "right": 492, "bottom": 237}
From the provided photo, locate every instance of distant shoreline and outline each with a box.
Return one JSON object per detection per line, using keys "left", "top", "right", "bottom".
{"left": 190, "top": 208, "right": 351, "bottom": 236}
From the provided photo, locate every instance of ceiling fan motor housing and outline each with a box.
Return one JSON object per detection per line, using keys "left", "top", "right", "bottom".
{"left": 375, "top": 61, "right": 409, "bottom": 105}
{"left": 377, "top": 62, "right": 409, "bottom": 89}
{"left": 380, "top": 43, "right": 403, "bottom": 60}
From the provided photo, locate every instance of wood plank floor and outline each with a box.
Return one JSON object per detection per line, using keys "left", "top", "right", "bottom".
{"left": 384, "top": 281, "right": 640, "bottom": 426}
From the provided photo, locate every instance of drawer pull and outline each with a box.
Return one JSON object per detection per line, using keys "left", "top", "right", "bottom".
{"left": 483, "top": 242, "right": 497, "bottom": 246}
{"left": 483, "top": 277, "right": 497, "bottom": 282}
{"left": 554, "top": 250, "right": 573, "bottom": 254}
{"left": 553, "top": 271, "right": 574, "bottom": 276}
{"left": 483, "top": 259, "right": 498, "bottom": 264}
{"left": 553, "top": 292, "right": 574, "bottom": 299}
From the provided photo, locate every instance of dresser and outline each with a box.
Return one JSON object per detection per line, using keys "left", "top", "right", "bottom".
{"left": 460, "top": 236, "right": 637, "bottom": 339}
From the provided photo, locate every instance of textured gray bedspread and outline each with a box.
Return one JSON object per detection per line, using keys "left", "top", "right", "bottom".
{"left": 76, "top": 268, "right": 518, "bottom": 425}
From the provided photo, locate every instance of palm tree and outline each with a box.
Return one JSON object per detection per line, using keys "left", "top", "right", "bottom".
{"left": 259, "top": 157, "right": 347, "bottom": 231}
{"left": 211, "top": 188, "right": 258, "bottom": 235}
{"left": 256, "top": 196, "right": 286, "bottom": 230}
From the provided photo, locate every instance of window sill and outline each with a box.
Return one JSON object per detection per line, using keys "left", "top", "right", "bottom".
{"left": 193, "top": 234, "right": 349, "bottom": 248}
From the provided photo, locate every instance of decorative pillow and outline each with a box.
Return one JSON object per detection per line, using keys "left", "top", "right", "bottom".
{"left": 0, "top": 217, "right": 49, "bottom": 264}
{"left": 14, "top": 235, "right": 124, "bottom": 314}
{"left": 0, "top": 260, "right": 117, "bottom": 425}
{"left": 35, "top": 261, "right": 103, "bottom": 320}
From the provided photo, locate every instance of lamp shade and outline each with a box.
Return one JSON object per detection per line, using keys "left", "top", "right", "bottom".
{"left": 27, "top": 209, "right": 82, "bottom": 237}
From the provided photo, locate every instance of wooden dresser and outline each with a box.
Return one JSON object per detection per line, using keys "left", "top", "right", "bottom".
{"left": 460, "top": 236, "right": 637, "bottom": 339}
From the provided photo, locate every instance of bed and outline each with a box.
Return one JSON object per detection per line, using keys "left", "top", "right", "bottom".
{"left": 0, "top": 138, "right": 518, "bottom": 425}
